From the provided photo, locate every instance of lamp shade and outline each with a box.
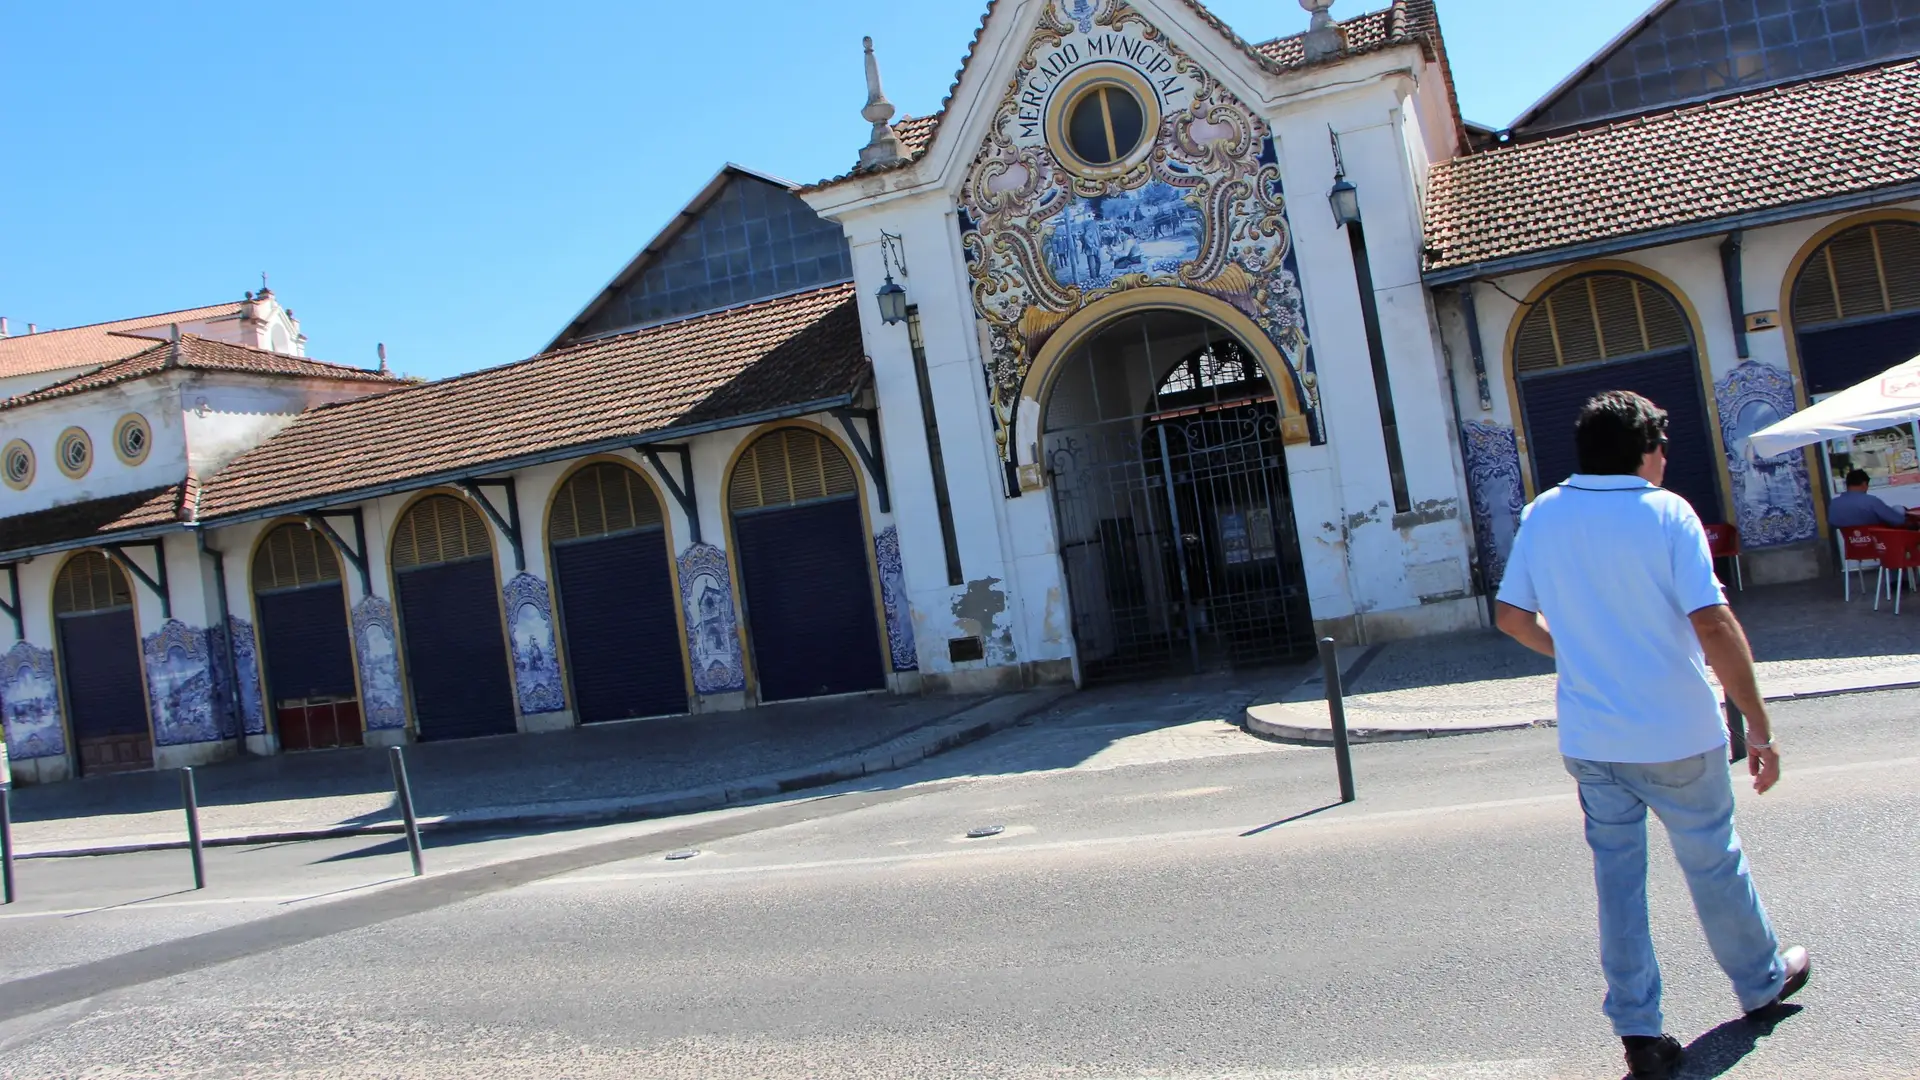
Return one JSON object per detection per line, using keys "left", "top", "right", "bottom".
{"left": 876, "top": 276, "right": 909, "bottom": 325}
{"left": 1329, "top": 178, "right": 1361, "bottom": 228}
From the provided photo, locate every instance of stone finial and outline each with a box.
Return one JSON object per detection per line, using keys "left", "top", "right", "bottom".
{"left": 858, "top": 36, "right": 908, "bottom": 170}
{"left": 1299, "top": 0, "right": 1347, "bottom": 62}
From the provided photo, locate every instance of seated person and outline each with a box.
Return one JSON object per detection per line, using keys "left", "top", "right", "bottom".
{"left": 1828, "top": 468, "right": 1912, "bottom": 528}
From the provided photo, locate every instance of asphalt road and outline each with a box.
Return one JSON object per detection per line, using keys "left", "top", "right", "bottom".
{"left": 0, "top": 689, "right": 1915, "bottom": 1079}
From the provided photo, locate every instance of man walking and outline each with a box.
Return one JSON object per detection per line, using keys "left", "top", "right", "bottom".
{"left": 1494, "top": 391, "right": 1810, "bottom": 1079}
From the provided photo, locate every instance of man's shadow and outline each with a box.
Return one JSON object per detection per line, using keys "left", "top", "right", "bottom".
{"left": 1621, "top": 1005, "right": 1803, "bottom": 1079}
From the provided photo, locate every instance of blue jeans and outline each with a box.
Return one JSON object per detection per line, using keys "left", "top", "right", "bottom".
{"left": 1563, "top": 751, "right": 1788, "bottom": 1036}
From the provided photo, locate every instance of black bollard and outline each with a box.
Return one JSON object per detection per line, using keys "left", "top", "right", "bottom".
{"left": 1, "top": 783, "right": 15, "bottom": 905}
{"left": 1317, "top": 637, "right": 1357, "bottom": 804}
{"left": 1726, "top": 697, "right": 1747, "bottom": 764}
{"left": 180, "top": 767, "right": 205, "bottom": 890}
{"left": 388, "top": 746, "right": 424, "bottom": 877}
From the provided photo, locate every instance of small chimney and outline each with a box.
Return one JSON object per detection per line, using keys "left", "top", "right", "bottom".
{"left": 1, "top": 317, "right": 8, "bottom": 337}
{"left": 377, "top": 343, "right": 390, "bottom": 376}
{"left": 857, "top": 37, "right": 908, "bottom": 171}
{"left": 27, "top": 323, "right": 37, "bottom": 334}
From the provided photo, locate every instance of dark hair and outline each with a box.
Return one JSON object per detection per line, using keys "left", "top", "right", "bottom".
{"left": 1846, "top": 468, "right": 1872, "bottom": 488}
{"left": 1575, "top": 390, "right": 1669, "bottom": 475}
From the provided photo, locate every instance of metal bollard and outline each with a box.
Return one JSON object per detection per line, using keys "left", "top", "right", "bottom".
{"left": 1317, "top": 637, "right": 1357, "bottom": 804}
{"left": 1, "top": 784, "right": 15, "bottom": 905}
{"left": 180, "top": 767, "right": 205, "bottom": 890}
{"left": 388, "top": 746, "right": 424, "bottom": 877}
{"left": 1725, "top": 698, "right": 1747, "bottom": 764}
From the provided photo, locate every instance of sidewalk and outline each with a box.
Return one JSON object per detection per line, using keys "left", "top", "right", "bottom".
{"left": 1247, "top": 579, "right": 1920, "bottom": 742}
{"left": 8, "top": 688, "right": 1075, "bottom": 858}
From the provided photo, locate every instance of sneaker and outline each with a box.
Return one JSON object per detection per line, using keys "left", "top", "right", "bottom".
{"left": 1745, "top": 944, "right": 1811, "bottom": 1020}
{"left": 1623, "top": 1034, "right": 1685, "bottom": 1079}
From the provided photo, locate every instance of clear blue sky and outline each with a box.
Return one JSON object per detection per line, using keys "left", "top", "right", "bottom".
{"left": 1, "top": 1, "right": 1643, "bottom": 381}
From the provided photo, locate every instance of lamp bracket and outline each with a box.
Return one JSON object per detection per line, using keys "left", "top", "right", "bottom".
{"left": 878, "top": 231, "right": 908, "bottom": 279}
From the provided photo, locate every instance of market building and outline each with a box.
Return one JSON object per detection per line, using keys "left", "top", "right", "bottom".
{"left": 5, "top": 0, "right": 1920, "bottom": 784}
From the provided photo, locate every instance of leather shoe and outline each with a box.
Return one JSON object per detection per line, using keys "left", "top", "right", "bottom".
{"left": 1745, "top": 944, "right": 1811, "bottom": 1020}
{"left": 1623, "top": 1034, "right": 1685, "bottom": 1079}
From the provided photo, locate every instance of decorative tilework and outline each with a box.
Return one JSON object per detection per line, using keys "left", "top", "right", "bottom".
{"left": 678, "top": 543, "right": 746, "bottom": 695}
{"left": 503, "top": 573, "right": 567, "bottom": 715}
{"left": 1717, "top": 361, "right": 1818, "bottom": 549}
{"left": 351, "top": 596, "right": 407, "bottom": 731}
{"left": 144, "top": 620, "right": 221, "bottom": 747}
{"left": 874, "top": 527, "right": 918, "bottom": 672}
{"left": 205, "top": 620, "right": 237, "bottom": 739}
{"left": 1461, "top": 421, "right": 1526, "bottom": 591}
{"left": 227, "top": 616, "right": 267, "bottom": 735}
{"left": 1, "top": 640, "right": 64, "bottom": 760}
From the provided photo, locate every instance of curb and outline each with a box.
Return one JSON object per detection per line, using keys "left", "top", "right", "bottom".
{"left": 1243, "top": 676, "right": 1920, "bottom": 747}
{"left": 15, "top": 686, "right": 1079, "bottom": 861}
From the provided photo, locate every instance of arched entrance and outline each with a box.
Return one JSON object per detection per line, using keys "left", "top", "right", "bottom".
{"left": 251, "top": 522, "right": 361, "bottom": 751}
{"left": 548, "top": 461, "right": 689, "bottom": 721}
{"left": 390, "top": 494, "right": 516, "bottom": 740}
{"left": 53, "top": 551, "right": 152, "bottom": 774}
{"left": 1042, "top": 309, "right": 1312, "bottom": 682}
{"left": 1511, "top": 270, "right": 1724, "bottom": 524}
{"left": 1789, "top": 218, "right": 1920, "bottom": 502}
{"left": 727, "top": 427, "right": 887, "bottom": 701}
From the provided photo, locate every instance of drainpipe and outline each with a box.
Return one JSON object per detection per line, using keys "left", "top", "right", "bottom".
{"left": 196, "top": 529, "right": 249, "bottom": 757}
{"left": 1441, "top": 323, "right": 1494, "bottom": 630}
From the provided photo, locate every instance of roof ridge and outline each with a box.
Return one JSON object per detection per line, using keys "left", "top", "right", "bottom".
{"left": 171, "top": 332, "right": 389, "bottom": 378}
{"left": 0, "top": 300, "right": 244, "bottom": 342}
{"left": 542, "top": 281, "right": 857, "bottom": 360}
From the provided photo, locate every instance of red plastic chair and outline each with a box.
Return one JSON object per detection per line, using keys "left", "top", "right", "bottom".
{"left": 1871, "top": 529, "right": 1920, "bottom": 614}
{"left": 1838, "top": 526, "right": 1883, "bottom": 601}
{"left": 1703, "top": 523, "right": 1743, "bottom": 591}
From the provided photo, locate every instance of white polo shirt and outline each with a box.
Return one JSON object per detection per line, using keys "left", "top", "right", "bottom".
{"left": 1497, "top": 474, "right": 1729, "bottom": 764}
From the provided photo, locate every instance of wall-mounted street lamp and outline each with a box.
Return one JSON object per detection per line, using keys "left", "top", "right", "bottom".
{"left": 1328, "top": 127, "right": 1362, "bottom": 228}
{"left": 876, "top": 230, "right": 909, "bottom": 325}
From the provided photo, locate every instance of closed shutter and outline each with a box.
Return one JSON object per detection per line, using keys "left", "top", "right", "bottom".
{"left": 256, "top": 585, "right": 357, "bottom": 703}
{"left": 395, "top": 559, "right": 517, "bottom": 740}
{"left": 553, "top": 529, "right": 687, "bottom": 721}
{"left": 1521, "top": 350, "right": 1725, "bottom": 525}
{"left": 734, "top": 498, "right": 886, "bottom": 701}
{"left": 1797, "top": 312, "right": 1920, "bottom": 396}
{"left": 59, "top": 608, "right": 153, "bottom": 774}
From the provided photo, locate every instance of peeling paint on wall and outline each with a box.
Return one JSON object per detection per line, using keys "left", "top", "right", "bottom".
{"left": 1041, "top": 586, "right": 1065, "bottom": 645}
{"left": 1391, "top": 499, "right": 1460, "bottom": 532}
{"left": 952, "top": 577, "right": 1016, "bottom": 665}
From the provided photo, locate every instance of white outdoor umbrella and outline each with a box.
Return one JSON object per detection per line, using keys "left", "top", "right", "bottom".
{"left": 1748, "top": 354, "right": 1920, "bottom": 458}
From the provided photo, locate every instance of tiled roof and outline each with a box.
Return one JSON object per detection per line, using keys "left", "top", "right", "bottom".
{"left": 1, "top": 334, "right": 399, "bottom": 411}
{"left": 803, "top": 1, "right": 1445, "bottom": 193}
{"left": 0, "top": 301, "right": 244, "bottom": 379}
{"left": 195, "top": 284, "right": 869, "bottom": 520}
{"left": 1423, "top": 60, "right": 1920, "bottom": 276}
{"left": 0, "top": 484, "right": 193, "bottom": 555}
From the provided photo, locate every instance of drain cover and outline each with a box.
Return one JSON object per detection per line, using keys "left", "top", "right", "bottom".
{"left": 665, "top": 849, "right": 700, "bottom": 861}
{"left": 966, "top": 825, "right": 1006, "bottom": 839}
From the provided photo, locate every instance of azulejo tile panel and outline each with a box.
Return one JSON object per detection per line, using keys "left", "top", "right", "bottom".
{"left": 874, "top": 526, "right": 918, "bottom": 672}
{"left": 503, "top": 573, "right": 567, "bottom": 715}
{"left": 1716, "top": 361, "right": 1817, "bottom": 549}
{"left": 678, "top": 543, "right": 746, "bottom": 695}
{"left": 144, "top": 620, "right": 221, "bottom": 747}
{"left": 959, "top": 0, "right": 1323, "bottom": 470}
{"left": 1, "top": 640, "right": 64, "bottom": 760}
{"left": 1461, "top": 421, "right": 1526, "bottom": 591}
{"left": 351, "top": 596, "right": 407, "bottom": 731}
{"left": 226, "top": 616, "right": 267, "bottom": 735}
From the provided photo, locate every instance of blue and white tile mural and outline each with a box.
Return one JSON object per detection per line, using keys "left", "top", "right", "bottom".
{"left": 351, "top": 596, "right": 407, "bottom": 730}
{"left": 1042, "top": 181, "right": 1203, "bottom": 292}
{"left": 678, "top": 543, "right": 746, "bottom": 695}
{"left": 874, "top": 526, "right": 917, "bottom": 672}
{"left": 205, "top": 621, "right": 238, "bottom": 739}
{"left": 144, "top": 620, "right": 221, "bottom": 746}
{"left": 504, "top": 573, "right": 566, "bottom": 715}
{"left": 1, "top": 640, "right": 64, "bottom": 760}
{"left": 1717, "top": 361, "right": 1817, "bottom": 549}
{"left": 225, "top": 617, "right": 267, "bottom": 735}
{"left": 1461, "top": 421, "right": 1527, "bottom": 591}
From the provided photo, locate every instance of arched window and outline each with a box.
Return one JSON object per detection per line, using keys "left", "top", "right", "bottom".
{"left": 550, "top": 462, "right": 665, "bottom": 543}
{"left": 1791, "top": 220, "right": 1920, "bottom": 329}
{"left": 54, "top": 551, "right": 132, "bottom": 614}
{"left": 1156, "top": 338, "right": 1258, "bottom": 397}
{"left": 253, "top": 523, "right": 343, "bottom": 592}
{"left": 392, "top": 495, "right": 493, "bottom": 569}
{"left": 728, "top": 428, "right": 858, "bottom": 512}
{"left": 1513, "top": 272, "right": 1691, "bottom": 374}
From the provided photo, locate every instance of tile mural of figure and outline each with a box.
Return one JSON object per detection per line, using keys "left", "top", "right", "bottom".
{"left": 1, "top": 640, "right": 64, "bottom": 760}
{"left": 504, "top": 573, "right": 566, "bottom": 715}
{"left": 678, "top": 543, "right": 747, "bottom": 695}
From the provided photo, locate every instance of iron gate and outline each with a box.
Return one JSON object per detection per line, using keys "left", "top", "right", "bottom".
{"left": 1047, "top": 400, "right": 1313, "bottom": 682}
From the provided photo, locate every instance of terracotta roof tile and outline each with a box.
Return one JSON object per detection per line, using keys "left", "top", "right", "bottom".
{"left": 1, "top": 334, "right": 399, "bottom": 411}
{"left": 0, "top": 301, "right": 244, "bottom": 379}
{"left": 1423, "top": 60, "right": 1920, "bottom": 275}
{"left": 0, "top": 485, "right": 188, "bottom": 555}
{"left": 195, "top": 284, "right": 869, "bottom": 520}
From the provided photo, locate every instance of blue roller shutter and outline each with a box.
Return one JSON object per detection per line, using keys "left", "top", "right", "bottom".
{"left": 553, "top": 528, "right": 687, "bottom": 721}
{"left": 1520, "top": 350, "right": 1725, "bottom": 525}
{"left": 256, "top": 585, "right": 357, "bottom": 703}
{"left": 395, "top": 558, "right": 516, "bottom": 740}
{"left": 1797, "top": 313, "right": 1920, "bottom": 395}
{"left": 735, "top": 498, "right": 886, "bottom": 702}
{"left": 59, "top": 609, "right": 153, "bottom": 774}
